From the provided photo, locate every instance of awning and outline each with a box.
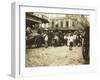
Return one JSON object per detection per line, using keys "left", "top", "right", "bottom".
{"left": 26, "top": 13, "right": 49, "bottom": 24}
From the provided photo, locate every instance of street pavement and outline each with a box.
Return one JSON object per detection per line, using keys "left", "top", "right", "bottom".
{"left": 26, "top": 46, "right": 85, "bottom": 67}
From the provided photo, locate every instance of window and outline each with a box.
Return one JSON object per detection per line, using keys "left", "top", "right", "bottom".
{"left": 52, "top": 21, "right": 54, "bottom": 27}
{"left": 72, "top": 21, "right": 75, "bottom": 27}
{"left": 61, "top": 21, "right": 63, "bottom": 27}
{"left": 66, "top": 21, "right": 69, "bottom": 28}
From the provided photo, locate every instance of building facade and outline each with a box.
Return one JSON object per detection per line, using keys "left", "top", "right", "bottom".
{"left": 26, "top": 12, "right": 49, "bottom": 30}
{"left": 48, "top": 14, "right": 89, "bottom": 31}
{"left": 26, "top": 12, "right": 89, "bottom": 31}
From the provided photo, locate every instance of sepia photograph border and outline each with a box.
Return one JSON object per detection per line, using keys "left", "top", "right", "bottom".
{"left": 11, "top": 2, "right": 97, "bottom": 78}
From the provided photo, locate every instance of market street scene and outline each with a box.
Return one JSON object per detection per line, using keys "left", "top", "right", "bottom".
{"left": 25, "top": 12, "right": 90, "bottom": 67}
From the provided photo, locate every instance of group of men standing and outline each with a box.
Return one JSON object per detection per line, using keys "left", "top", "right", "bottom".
{"left": 42, "top": 30, "right": 83, "bottom": 50}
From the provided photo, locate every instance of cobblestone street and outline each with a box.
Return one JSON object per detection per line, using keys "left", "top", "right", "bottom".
{"left": 26, "top": 46, "right": 85, "bottom": 67}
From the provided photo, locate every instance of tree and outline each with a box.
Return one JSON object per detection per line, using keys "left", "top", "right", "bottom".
{"left": 78, "top": 15, "right": 90, "bottom": 30}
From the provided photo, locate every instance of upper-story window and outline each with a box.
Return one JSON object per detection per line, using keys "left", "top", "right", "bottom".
{"left": 72, "top": 21, "right": 75, "bottom": 27}
{"left": 61, "top": 21, "right": 63, "bottom": 27}
{"left": 52, "top": 21, "right": 54, "bottom": 27}
{"left": 66, "top": 21, "right": 69, "bottom": 28}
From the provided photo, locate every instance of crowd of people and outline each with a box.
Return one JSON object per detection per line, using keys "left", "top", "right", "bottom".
{"left": 26, "top": 28, "right": 84, "bottom": 50}
{"left": 43, "top": 30, "right": 83, "bottom": 50}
